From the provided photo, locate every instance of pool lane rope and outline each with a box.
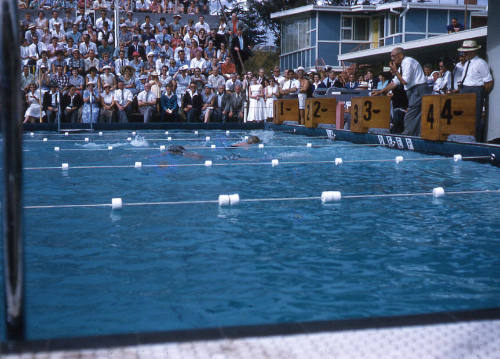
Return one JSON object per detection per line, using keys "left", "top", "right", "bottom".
{"left": 46, "top": 143, "right": 388, "bottom": 152}
{"left": 23, "top": 155, "right": 494, "bottom": 171}
{"left": 23, "top": 189, "right": 500, "bottom": 210}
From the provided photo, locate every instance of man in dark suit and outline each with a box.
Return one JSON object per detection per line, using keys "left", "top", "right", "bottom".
{"left": 61, "top": 85, "right": 82, "bottom": 122}
{"left": 226, "top": 84, "right": 246, "bottom": 123}
{"left": 128, "top": 36, "right": 146, "bottom": 61}
{"left": 182, "top": 82, "right": 203, "bottom": 122}
{"left": 230, "top": 25, "right": 252, "bottom": 74}
{"left": 210, "top": 85, "right": 231, "bottom": 122}
{"left": 42, "top": 82, "right": 61, "bottom": 123}
{"left": 344, "top": 74, "right": 358, "bottom": 89}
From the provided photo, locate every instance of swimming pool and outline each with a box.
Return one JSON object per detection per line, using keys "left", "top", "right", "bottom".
{"left": 3, "top": 129, "right": 500, "bottom": 340}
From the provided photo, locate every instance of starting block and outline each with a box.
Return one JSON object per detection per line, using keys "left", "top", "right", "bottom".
{"left": 421, "top": 93, "right": 476, "bottom": 141}
{"left": 273, "top": 98, "right": 299, "bottom": 125}
{"left": 350, "top": 96, "right": 391, "bottom": 133}
{"left": 305, "top": 98, "right": 337, "bottom": 128}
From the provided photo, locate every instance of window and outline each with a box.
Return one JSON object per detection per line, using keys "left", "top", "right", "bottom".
{"left": 341, "top": 16, "right": 369, "bottom": 41}
{"left": 390, "top": 14, "right": 400, "bottom": 35}
{"left": 281, "top": 18, "right": 310, "bottom": 54}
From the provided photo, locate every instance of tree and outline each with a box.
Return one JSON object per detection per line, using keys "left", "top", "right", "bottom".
{"left": 224, "top": 3, "right": 267, "bottom": 47}
{"left": 245, "top": 0, "right": 311, "bottom": 47}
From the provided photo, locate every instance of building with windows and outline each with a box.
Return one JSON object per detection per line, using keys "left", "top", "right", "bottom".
{"left": 271, "top": 0, "right": 488, "bottom": 70}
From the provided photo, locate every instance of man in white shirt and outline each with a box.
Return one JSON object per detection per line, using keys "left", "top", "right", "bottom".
{"left": 79, "top": 35, "right": 98, "bottom": 59}
{"left": 113, "top": 80, "right": 133, "bottom": 122}
{"left": 51, "top": 23, "right": 65, "bottom": 43}
{"left": 207, "top": 67, "right": 226, "bottom": 90}
{"left": 183, "top": 29, "right": 199, "bottom": 48}
{"left": 457, "top": 40, "right": 493, "bottom": 142}
{"left": 272, "top": 66, "right": 285, "bottom": 88}
{"left": 452, "top": 53, "right": 466, "bottom": 91}
{"left": 114, "top": 50, "right": 129, "bottom": 76}
{"left": 137, "top": 82, "right": 157, "bottom": 123}
{"left": 48, "top": 11, "right": 61, "bottom": 32}
{"left": 280, "top": 69, "right": 300, "bottom": 98}
{"left": 84, "top": 50, "right": 100, "bottom": 72}
{"left": 372, "top": 47, "right": 426, "bottom": 136}
{"left": 194, "top": 16, "right": 210, "bottom": 34}
{"left": 96, "top": 11, "right": 113, "bottom": 31}
{"left": 28, "top": 35, "right": 46, "bottom": 63}
{"left": 189, "top": 50, "right": 207, "bottom": 71}
{"left": 135, "top": 0, "right": 151, "bottom": 12}
{"left": 225, "top": 72, "right": 241, "bottom": 93}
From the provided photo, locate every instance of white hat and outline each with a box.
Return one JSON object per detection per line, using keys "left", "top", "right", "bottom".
{"left": 147, "top": 51, "right": 155, "bottom": 57}
{"left": 103, "top": 65, "right": 111, "bottom": 70}
{"left": 296, "top": 66, "right": 305, "bottom": 72}
{"left": 458, "top": 40, "right": 481, "bottom": 52}
{"left": 150, "top": 71, "right": 159, "bottom": 76}
{"left": 179, "top": 65, "right": 189, "bottom": 71}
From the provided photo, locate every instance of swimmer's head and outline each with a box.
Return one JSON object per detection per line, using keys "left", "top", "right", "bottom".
{"left": 247, "top": 136, "right": 261, "bottom": 144}
{"left": 167, "top": 145, "right": 186, "bottom": 154}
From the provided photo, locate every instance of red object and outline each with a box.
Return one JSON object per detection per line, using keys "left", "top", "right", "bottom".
{"left": 336, "top": 101, "right": 345, "bottom": 130}
{"left": 132, "top": 51, "right": 140, "bottom": 57}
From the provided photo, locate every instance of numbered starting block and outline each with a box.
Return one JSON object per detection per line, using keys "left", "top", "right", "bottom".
{"left": 305, "top": 98, "right": 337, "bottom": 128}
{"left": 273, "top": 98, "right": 299, "bottom": 125}
{"left": 350, "top": 96, "right": 391, "bottom": 133}
{"left": 421, "top": 93, "right": 476, "bottom": 141}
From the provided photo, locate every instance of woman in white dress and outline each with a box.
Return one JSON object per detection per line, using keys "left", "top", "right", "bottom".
{"left": 264, "top": 77, "right": 279, "bottom": 121}
{"left": 246, "top": 75, "right": 265, "bottom": 122}
{"left": 24, "top": 82, "right": 44, "bottom": 123}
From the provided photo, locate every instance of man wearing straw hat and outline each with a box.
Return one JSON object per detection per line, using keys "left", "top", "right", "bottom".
{"left": 456, "top": 40, "right": 493, "bottom": 142}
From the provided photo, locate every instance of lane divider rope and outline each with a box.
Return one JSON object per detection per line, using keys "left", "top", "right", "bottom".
{"left": 23, "top": 189, "right": 500, "bottom": 210}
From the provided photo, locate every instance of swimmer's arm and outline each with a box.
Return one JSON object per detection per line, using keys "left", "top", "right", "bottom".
{"left": 230, "top": 142, "right": 249, "bottom": 147}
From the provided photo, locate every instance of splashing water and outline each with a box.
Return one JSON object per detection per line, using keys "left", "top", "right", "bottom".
{"left": 130, "top": 135, "right": 149, "bottom": 147}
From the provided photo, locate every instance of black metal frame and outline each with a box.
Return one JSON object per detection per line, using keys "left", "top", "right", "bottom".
{"left": 1, "top": 0, "right": 25, "bottom": 342}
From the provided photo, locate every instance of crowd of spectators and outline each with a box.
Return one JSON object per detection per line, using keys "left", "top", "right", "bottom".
{"left": 18, "top": 0, "right": 210, "bottom": 14}
{"left": 18, "top": 0, "right": 263, "bottom": 124}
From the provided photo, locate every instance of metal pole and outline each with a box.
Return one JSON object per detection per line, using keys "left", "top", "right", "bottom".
{"left": 114, "top": 0, "right": 119, "bottom": 49}
{"left": 487, "top": 0, "right": 500, "bottom": 141}
{"left": 1, "top": 0, "right": 25, "bottom": 341}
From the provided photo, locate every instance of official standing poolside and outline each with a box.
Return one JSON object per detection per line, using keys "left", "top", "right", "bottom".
{"left": 373, "top": 47, "right": 426, "bottom": 136}
{"left": 456, "top": 40, "right": 493, "bottom": 142}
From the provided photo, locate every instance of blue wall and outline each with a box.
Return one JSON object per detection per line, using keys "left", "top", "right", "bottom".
{"left": 317, "top": 43, "right": 339, "bottom": 66}
{"left": 406, "top": 9, "right": 427, "bottom": 33}
{"left": 318, "top": 13, "right": 340, "bottom": 41}
{"left": 428, "top": 9, "right": 449, "bottom": 33}
{"left": 405, "top": 34, "right": 426, "bottom": 42}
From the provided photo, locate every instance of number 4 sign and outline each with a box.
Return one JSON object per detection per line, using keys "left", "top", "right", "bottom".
{"left": 421, "top": 94, "right": 476, "bottom": 141}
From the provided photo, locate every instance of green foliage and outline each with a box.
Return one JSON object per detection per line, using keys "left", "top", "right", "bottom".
{"left": 246, "top": 0, "right": 311, "bottom": 47}
{"left": 245, "top": 50, "right": 280, "bottom": 74}
{"left": 219, "top": 1, "right": 267, "bottom": 46}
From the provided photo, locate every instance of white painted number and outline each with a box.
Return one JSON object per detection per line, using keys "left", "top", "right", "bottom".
{"left": 405, "top": 138, "right": 414, "bottom": 150}
{"left": 395, "top": 137, "right": 404, "bottom": 149}
{"left": 385, "top": 136, "right": 395, "bottom": 147}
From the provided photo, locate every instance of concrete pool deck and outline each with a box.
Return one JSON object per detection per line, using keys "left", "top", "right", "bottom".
{"left": 2, "top": 309, "right": 499, "bottom": 358}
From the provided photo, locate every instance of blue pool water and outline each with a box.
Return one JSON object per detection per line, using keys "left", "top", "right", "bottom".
{"left": 2, "top": 129, "right": 500, "bottom": 340}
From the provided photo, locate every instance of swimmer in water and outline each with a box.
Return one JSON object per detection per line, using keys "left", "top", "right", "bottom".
{"left": 231, "top": 135, "right": 261, "bottom": 147}
{"left": 167, "top": 145, "right": 204, "bottom": 159}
